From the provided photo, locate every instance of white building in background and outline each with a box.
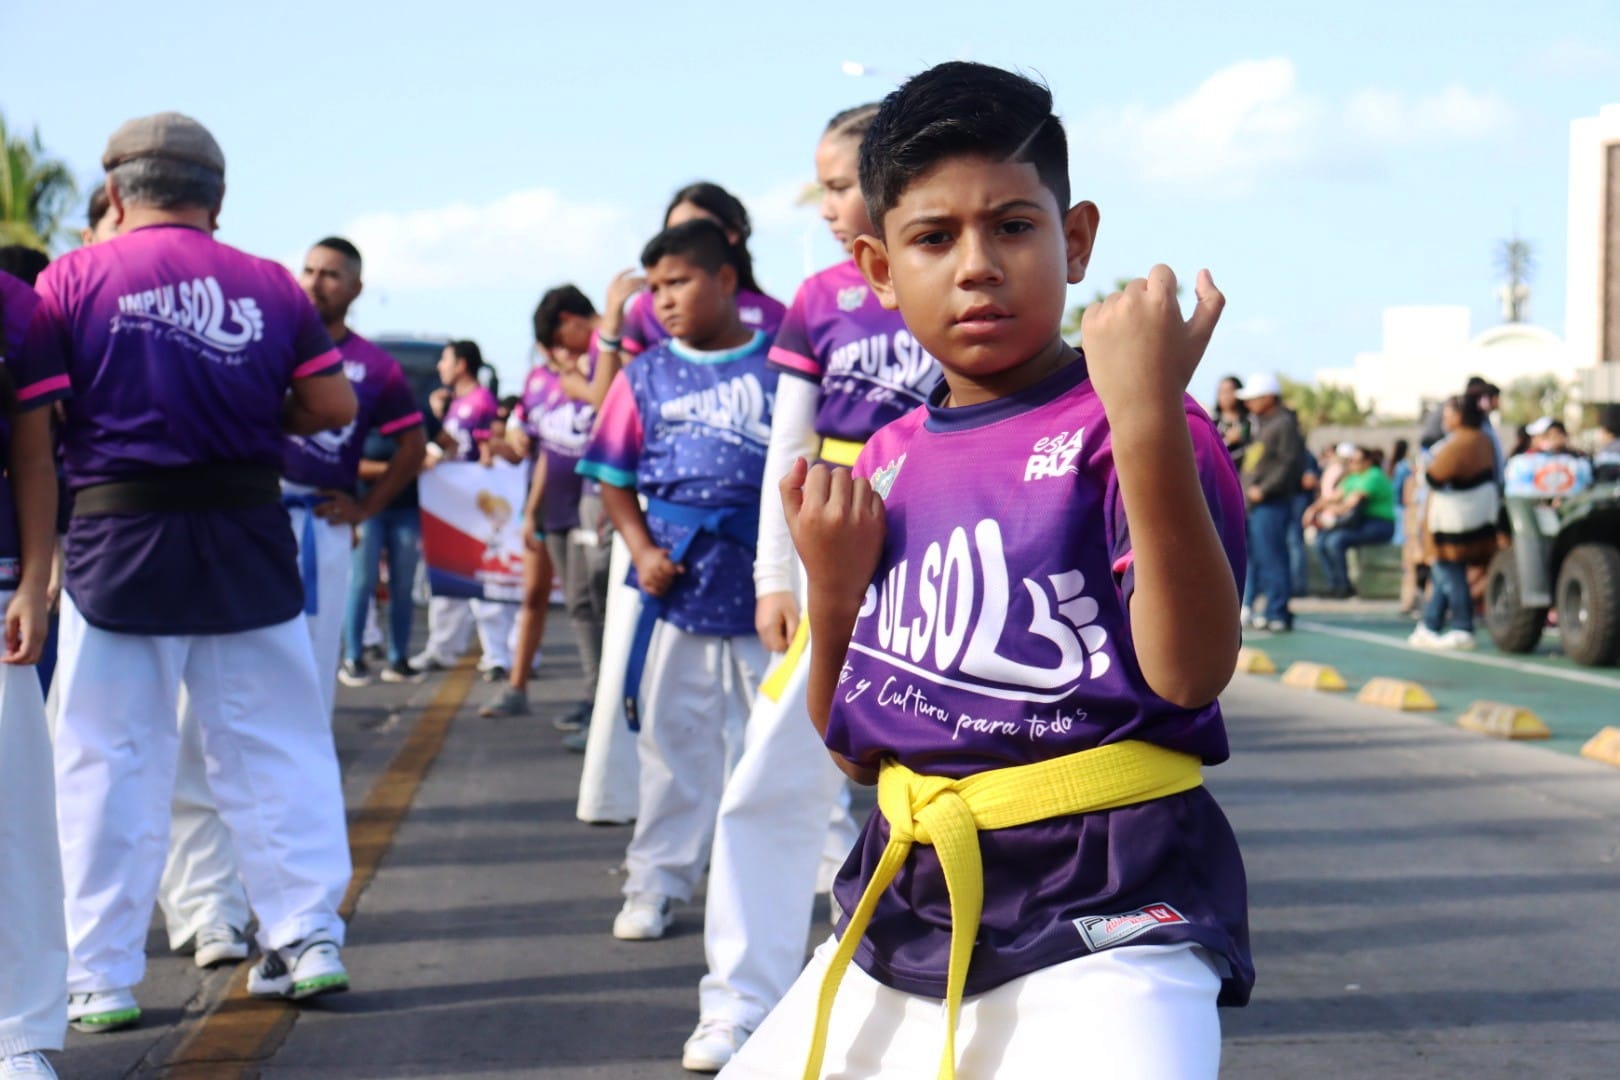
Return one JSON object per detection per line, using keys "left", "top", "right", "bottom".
{"left": 1566, "top": 103, "right": 1620, "bottom": 404}
{"left": 1318, "top": 307, "right": 1572, "bottom": 419}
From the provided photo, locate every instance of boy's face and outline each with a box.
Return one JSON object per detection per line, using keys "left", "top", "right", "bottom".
{"left": 853, "top": 155, "right": 1097, "bottom": 396}
{"left": 437, "top": 346, "right": 464, "bottom": 388}
{"left": 546, "top": 312, "right": 595, "bottom": 372}
{"left": 645, "top": 253, "right": 736, "bottom": 345}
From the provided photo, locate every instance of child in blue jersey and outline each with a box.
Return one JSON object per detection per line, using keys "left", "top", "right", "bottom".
{"left": 578, "top": 220, "right": 777, "bottom": 943}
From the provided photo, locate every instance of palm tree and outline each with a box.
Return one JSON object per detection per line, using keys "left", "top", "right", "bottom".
{"left": 0, "top": 111, "right": 78, "bottom": 253}
{"left": 1495, "top": 231, "right": 1534, "bottom": 323}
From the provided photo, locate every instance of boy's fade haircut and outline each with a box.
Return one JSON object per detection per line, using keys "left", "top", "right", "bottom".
{"left": 314, "top": 235, "right": 363, "bottom": 273}
{"left": 859, "top": 61, "right": 1070, "bottom": 233}
{"left": 87, "top": 183, "right": 111, "bottom": 228}
{"left": 532, "top": 284, "right": 598, "bottom": 346}
{"left": 639, "top": 219, "right": 738, "bottom": 278}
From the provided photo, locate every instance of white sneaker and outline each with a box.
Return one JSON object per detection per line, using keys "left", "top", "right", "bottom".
{"left": 193, "top": 923, "right": 250, "bottom": 969}
{"left": 613, "top": 893, "right": 673, "bottom": 940}
{"left": 67, "top": 987, "right": 140, "bottom": 1033}
{"left": 681, "top": 1018, "right": 750, "bottom": 1073}
{"left": 409, "top": 650, "right": 452, "bottom": 673}
{"left": 248, "top": 938, "right": 349, "bottom": 1000}
{"left": 1442, "top": 629, "right": 1477, "bottom": 650}
{"left": 0, "top": 1052, "right": 58, "bottom": 1078}
{"left": 1407, "top": 625, "right": 1443, "bottom": 649}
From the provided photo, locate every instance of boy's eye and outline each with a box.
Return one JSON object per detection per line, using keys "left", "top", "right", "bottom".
{"left": 914, "top": 230, "right": 951, "bottom": 247}
{"left": 998, "top": 219, "right": 1035, "bottom": 235}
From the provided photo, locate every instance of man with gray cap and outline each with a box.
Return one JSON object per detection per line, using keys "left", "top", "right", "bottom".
{"left": 1237, "top": 372, "right": 1306, "bottom": 630}
{"left": 32, "top": 112, "right": 359, "bottom": 1032}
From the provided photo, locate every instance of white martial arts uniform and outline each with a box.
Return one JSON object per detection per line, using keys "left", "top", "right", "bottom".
{"left": 721, "top": 938, "right": 1223, "bottom": 1079}
{"left": 157, "top": 493, "right": 351, "bottom": 949}
{"left": 419, "top": 594, "right": 516, "bottom": 672}
{"left": 622, "top": 620, "right": 765, "bottom": 903}
{"left": 574, "top": 533, "right": 642, "bottom": 825}
{"left": 0, "top": 607, "right": 67, "bottom": 1057}
{"left": 53, "top": 591, "right": 351, "bottom": 993}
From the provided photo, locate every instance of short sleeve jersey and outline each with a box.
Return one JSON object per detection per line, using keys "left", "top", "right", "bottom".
{"left": 1338, "top": 467, "right": 1397, "bottom": 521}
{"left": 513, "top": 362, "right": 596, "bottom": 533}
{"left": 620, "top": 287, "right": 786, "bottom": 356}
{"left": 1503, "top": 451, "right": 1594, "bottom": 499}
{"left": 33, "top": 224, "right": 340, "bottom": 634}
{"left": 577, "top": 333, "right": 776, "bottom": 636}
{"left": 0, "top": 271, "right": 74, "bottom": 589}
{"left": 284, "top": 330, "right": 423, "bottom": 491}
{"left": 441, "top": 385, "right": 500, "bottom": 462}
{"left": 768, "top": 259, "right": 939, "bottom": 443}
{"left": 828, "top": 357, "right": 1253, "bottom": 1006}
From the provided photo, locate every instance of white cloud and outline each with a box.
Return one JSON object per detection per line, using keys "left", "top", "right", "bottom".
{"left": 1079, "top": 59, "right": 1512, "bottom": 195}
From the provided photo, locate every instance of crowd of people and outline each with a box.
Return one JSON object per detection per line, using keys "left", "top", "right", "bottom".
{"left": 4, "top": 60, "right": 1283, "bottom": 1079}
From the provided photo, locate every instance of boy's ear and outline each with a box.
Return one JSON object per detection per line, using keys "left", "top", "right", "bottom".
{"left": 717, "top": 262, "right": 738, "bottom": 296}
{"left": 852, "top": 233, "right": 898, "bottom": 311}
{"left": 1062, "top": 201, "right": 1100, "bottom": 286}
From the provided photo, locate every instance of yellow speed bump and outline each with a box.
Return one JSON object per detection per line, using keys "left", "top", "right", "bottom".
{"left": 1456, "top": 701, "right": 1550, "bottom": 740}
{"left": 1580, "top": 727, "right": 1620, "bottom": 767}
{"left": 1235, "top": 647, "right": 1275, "bottom": 675}
{"left": 1280, "top": 661, "right": 1347, "bottom": 692}
{"left": 1355, "top": 677, "right": 1437, "bottom": 712}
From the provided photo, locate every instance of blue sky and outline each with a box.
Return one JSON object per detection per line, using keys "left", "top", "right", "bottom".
{"left": 5, "top": 0, "right": 1615, "bottom": 403}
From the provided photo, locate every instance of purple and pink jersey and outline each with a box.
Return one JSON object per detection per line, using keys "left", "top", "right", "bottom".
{"left": 620, "top": 287, "right": 786, "bottom": 356}
{"left": 513, "top": 361, "right": 596, "bottom": 534}
{"left": 285, "top": 330, "right": 422, "bottom": 491}
{"left": 0, "top": 271, "right": 73, "bottom": 587}
{"left": 828, "top": 356, "right": 1254, "bottom": 1005}
{"left": 769, "top": 259, "right": 938, "bottom": 443}
{"left": 577, "top": 333, "right": 777, "bottom": 636}
{"left": 440, "top": 384, "right": 499, "bottom": 462}
{"left": 32, "top": 224, "right": 340, "bottom": 634}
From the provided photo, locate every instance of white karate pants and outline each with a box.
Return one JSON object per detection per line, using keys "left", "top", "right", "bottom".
{"left": 575, "top": 533, "right": 643, "bottom": 824}
{"left": 622, "top": 621, "right": 764, "bottom": 902}
{"left": 421, "top": 595, "right": 516, "bottom": 672}
{"left": 53, "top": 594, "right": 351, "bottom": 994}
{"left": 722, "top": 938, "right": 1222, "bottom": 1079}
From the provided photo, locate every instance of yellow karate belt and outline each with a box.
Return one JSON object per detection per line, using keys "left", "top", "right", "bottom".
{"left": 803, "top": 740, "right": 1204, "bottom": 1080}
{"left": 758, "top": 436, "right": 864, "bottom": 702}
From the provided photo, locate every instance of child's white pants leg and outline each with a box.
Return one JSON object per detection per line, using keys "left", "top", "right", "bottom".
{"left": 723, "top": 937, "right": 1223, "bottom": 1079}
{"left": 157, "top": 687, "right": 250, "bottom": 950}
{"left": 471, "top": 599, "right": 515, "bottom": 671}
{"left": 622, "top": 624, "right": 763, "bottom": 902}
{"left": 305, "top": 515, "right": 354, "bottom": 719}
{"left": 422, "top": 595, "right": 474, "bottom": 663}
{"left": 700, "top": 652, "right": 848, "bottom": 1030}
{"left": 576, "top": 534, "right": 640, "bottom": 824}
{"left": 0, "top": 650, "right": 67, "bottom": 1056}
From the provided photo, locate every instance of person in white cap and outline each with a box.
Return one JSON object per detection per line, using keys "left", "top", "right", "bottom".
{"left": 1236, "top": 372, "right": 1306, "bottom": 630}
{"left": 33, "top": 112, "right": 359, "bottom": 1033}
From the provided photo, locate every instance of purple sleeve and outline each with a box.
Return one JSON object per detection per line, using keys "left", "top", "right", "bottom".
{"left": 1106, "top": 401, "right": 1247, "bottom": 603}
{"left": 11, "top": 272, "right": 73, "bottom": 412}
{"left": 284, "top": 271, "right": 340, "bottom": 380}
{"left": 576, "top": 371, "right": 643, "bottom": 489}
{"left": 767, "top": 279, "right": 821, "bottom": 381}
{"left": 620, "top": 291, "right": 654, "bottom": 356}
{"left": 374, "top": 362, "right": 424, "bottom": 436}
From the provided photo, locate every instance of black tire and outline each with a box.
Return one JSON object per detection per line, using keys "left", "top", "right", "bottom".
{"left": 1556, "top": 543, "right": 1620, "bottom": 667}
{"left": 1484, "top": 547, "right": 1546, "bottom": 654}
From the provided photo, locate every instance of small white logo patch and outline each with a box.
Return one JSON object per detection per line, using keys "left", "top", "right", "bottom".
{"left": 1072, "top": 903, "right": 1186, "bottom": 951}
{"left": 1024, "top": 427, "right": 1085, "bottom": 482}
{"left": 837, "top": 285, "right": 869, "bottom": 312}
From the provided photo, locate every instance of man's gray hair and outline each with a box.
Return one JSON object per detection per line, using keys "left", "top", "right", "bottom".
{"left": 108, "top": 157, "right": 224, "bottom": 211}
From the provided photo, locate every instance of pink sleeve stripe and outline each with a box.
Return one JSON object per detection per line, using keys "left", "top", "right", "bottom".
{"left": 1112, "top": 552, "right": 1135, "bottom": 576}
{"left": 767, "top": 347, "right": 821, "bottom": 377}
{"left": 378, "top": 411, "right": 424, "bottom": 435}
{"left": 16, "top": 374, "right": 72, "bottom": 402}
{"left": 292, "top": 348, "right": 343, "bottom": 379}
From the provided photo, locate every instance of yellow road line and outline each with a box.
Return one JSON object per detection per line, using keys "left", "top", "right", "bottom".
{"left": 160, "top": 660, "right": 480, "bottom": 1078}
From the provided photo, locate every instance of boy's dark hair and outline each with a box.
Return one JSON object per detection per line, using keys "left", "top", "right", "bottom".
{"left": 449, "top": 339, "right": 483, "bottom": 375}
{"left": 663, "top": 181, "right": 763, "bottom": 294}
{"left": 640, "top": 219, "right": 737, "bottom": 279}
{"left": 532, "top": 284, "right": 597, "bottom": 346}
{"left": 1599, "top": 404, "right": 1620, "bottom": 436}
{"left": 87, "top": 183, "right": 111, "bottom": 228}
{"left": 314, "top": 236, "right": 362, "bottom": 273}
{"left": 1447, "top": 393, "right": 1485, "bottom": 429}
{"left": 0, "top": 245, "right": 50, "bottom": 287}
{"left": 859, "top": 61, "right": 1070, "bottom": 232}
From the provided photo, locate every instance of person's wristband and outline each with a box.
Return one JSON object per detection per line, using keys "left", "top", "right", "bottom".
{"left": 597, "top": 333, "right": 622, "bottom": 352}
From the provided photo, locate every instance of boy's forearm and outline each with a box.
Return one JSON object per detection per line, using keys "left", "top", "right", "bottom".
{"left": 1110, "top": 412, "right": 1240, "bottom": 707}
{"left": 10, "top": 413, "right": 57, "bottom": 592}
{"left": 805, "top": 597, "right": 878, "bottom": 784}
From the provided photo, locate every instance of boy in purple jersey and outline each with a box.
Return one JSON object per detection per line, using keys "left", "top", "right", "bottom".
{"left": 483, "top": 285, "right": 607, "bottom": 727}
{"left": 0, "top": 269, "right": 71, "bottom": 1079}
{"left": 414, "top": 339, "right": 517, "bottom": 678}
{"left": 688, "top": 102, "right": 943, "bottom": 1073}
{"left": 157, "top": 238, "right": 426, "bottom": 973}
{"left": 33, "top": 113, "right": 359, "bottom": 1029}
{"left": 725, "top": 64, "right": 1250, "bottom": 1079}
{"left": 577, "top": 220, "right": 777, "bottom": 944}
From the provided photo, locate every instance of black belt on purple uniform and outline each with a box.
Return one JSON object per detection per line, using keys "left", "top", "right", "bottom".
{"left": 71, "top": 463, "right": 282, "bottom": 517}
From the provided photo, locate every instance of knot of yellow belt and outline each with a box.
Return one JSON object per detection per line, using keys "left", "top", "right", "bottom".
{"left": 802, "top": 740, "right": 1204, "bottom": 1080}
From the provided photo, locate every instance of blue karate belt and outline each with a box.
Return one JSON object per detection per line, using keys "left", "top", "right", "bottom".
{"left": 623, "top": 497, "right": 759, "bottom": 732}
{"left": 281, "top": 492, "right": 329, "bottom": 616}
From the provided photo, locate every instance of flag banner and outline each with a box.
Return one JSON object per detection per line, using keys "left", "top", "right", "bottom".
{"left": 419, "top": 460, "right": 528, "bottom": 601}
